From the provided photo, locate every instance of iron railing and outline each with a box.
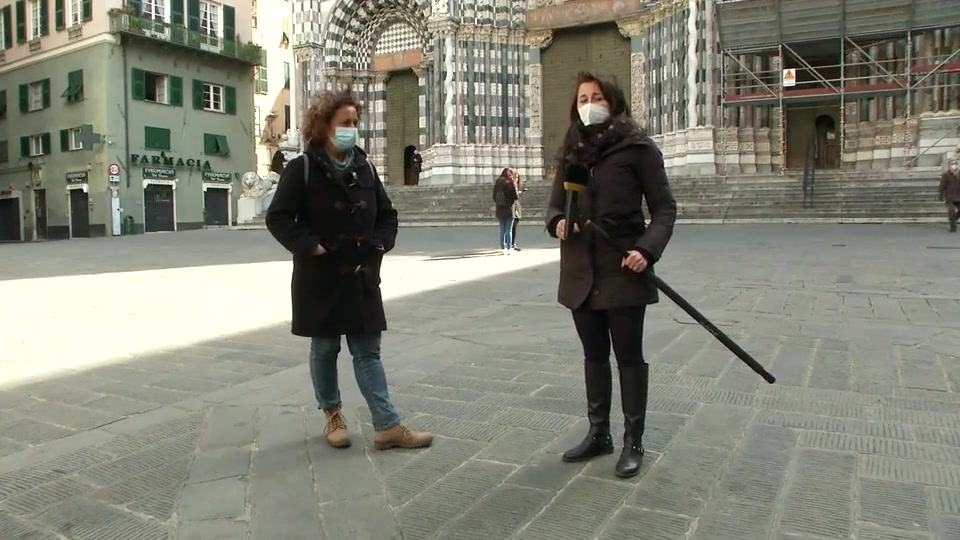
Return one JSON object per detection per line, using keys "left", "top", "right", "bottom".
{"left": 109, "top": 12, "right": 262, "bottom": 65}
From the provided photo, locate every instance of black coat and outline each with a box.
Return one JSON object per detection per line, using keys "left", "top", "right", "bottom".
{"left": 265, "top": 147, "right": 399, "bottom": 337}
{"left": 493, "top": 177, "right": 518, "bottom": 220}
{"left": 545, "top": 126, "right": 677, "bottom": 311}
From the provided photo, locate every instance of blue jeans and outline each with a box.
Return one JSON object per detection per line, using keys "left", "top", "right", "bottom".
{"left": 309, "top": 333, "right": 402, "bottom": 431}
{"left": 497, "top": 217, "right": 514, "bottom": 249}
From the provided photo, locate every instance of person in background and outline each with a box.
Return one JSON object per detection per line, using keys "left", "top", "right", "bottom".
{"left": 511, "top": 170, "right": 523, "bottom": 252}
{"left": 265, "top": 88, "right": 433, "bottom": 451}
{"left": 545, "top": 72, "right": 677, "bottom": 478}
{"left": 493, "top": 168, "right": 519, "bottom": 255}
{"left": 939, "top": 158, "right": 959, "bottom": 232}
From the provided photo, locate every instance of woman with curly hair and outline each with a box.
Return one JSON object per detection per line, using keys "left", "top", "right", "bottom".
{"left": 265, "top": 88, "right": 433, "bottom": 451}
{"left": 545, "top": 72, "right": 677, "bottom": 478}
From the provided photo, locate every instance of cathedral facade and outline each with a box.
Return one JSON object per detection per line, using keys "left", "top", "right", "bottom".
{"left": 290, "top": 0, "right": 960, "bottom": 186}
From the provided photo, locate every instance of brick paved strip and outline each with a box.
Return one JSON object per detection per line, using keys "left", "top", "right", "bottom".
{"left": 35, "top": 498, "right": 169, "bottom": 540}
{"left": 392, "top": 395, "right": 502, "bottom": 422}
{"left": 0, "top": 510, "right": 57, "bottom": 539}
{"left": 859, "top": 456, "right": 960, "bottom": 488}
{"left": 81, "top": 431, "right": 198, "bottom": 487}
{"left": 756, "top": 411, "right": 914, "bottom": 441}
{"left": 672, "top": 404, "right": 754, "bottom": 450}
{"left": 407, "top": 414, "right": 510, "bottom": 442}
{"left": 856, "top": 524, "right": 931, "bottom": 540}
{"left": 929, "top": 487, "right": 960, "bottom": 514}
{"left": 490, "top": 409, "right": 580, "bottom": 432}
{"left": 597, "top": 506, "right": 692, "bottom": 540}
{"left": 0, "top": 476, "right": 94, "bottom": 516}
{"left": 398, "top": 460, "right": 515, "bottom": 540}
{"left": 417, "top": 374, "right": 542, "bottom": 395}
{"left": 384, "top": 438, "right": 483, "bottom": 506}
{"left": 478, "top": 429, "right": 559, "bottom": 464}
{"left": 778, "top": 449, "right": 856, "bottom": 538}
{"left": 436, "top": 485, "right": 554, "bottom": 540}
{"left": 517, "top": 477, "right": 632, "bottom": 539}
{"left": 694, "top": 498, "right": 778, "bottom": 539}
{"left": 627, "top": 444, "right": 730, "bottom": 516}
{"left": 394, "top": 383, "right": 487, "bottom": 402}
{"left": 0, "top": 447, "right": 114, "bottom": 499}
{"left": 798, "top": 431, "right": 960, "bottom": 464}
{"left": 475, "top": 393, "right": 585, "bottom": 417}
{"left": 859, "top": 478, "right": 929, "bottom": 532}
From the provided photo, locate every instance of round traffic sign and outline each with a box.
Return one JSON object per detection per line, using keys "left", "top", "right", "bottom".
{"left": 108, "top": 164, "right": 120, "bottom": 175}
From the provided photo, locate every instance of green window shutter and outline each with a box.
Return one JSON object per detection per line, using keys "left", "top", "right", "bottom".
{"left": 192, "top": 79, "right": 203, "bottom": 109}
{"left": 186, "top": 0, "right": 199, "bottom": 32}
{"left": 170, "top": 0, "right": 183, "bottom": 26}
{"left": 63, "top": 70, "right": 82, "bottom": 101}
{"left": 128, "top": 0, "right": 141, "bottom": 15}
{"left": 15, "top": 0, "right": 25, "bottom": 43}
{"left": 284, "top": 62, "right": 290, "bottom": 89}
{"left": 203, "top": 133, "right": 216, "bottom": 154}
{"left": 2, "top": 7, "right": 12, "bottom": 49}
{"left": 169, "top": 76, "right": 183, "bottom": 107}
{"left": 60, "top": 128, "right": 69, "bottom": 151}
{"left": 81, "top": 0, "right": 91, "bottom": 21}
{"left": 131, "top": 68, "right": 145, "bottom": 100}
{"left": 224, "top": 86, "right": 236, "bottom": 115}
{"left": 39, "top": 0, "right": 49, "bottom": 35}
{"left": 158, "top": 128, "right": 170, "bottom": 150}
{"left": 40, "top": 132, "right": 50, "bottom": 155}
{"left": 20, "top": 136, "right": 29, "bottom": 157}
{"left": 18, "top": 84, "right": 27, "bottom": 112}
{"left": 41, "top": 79, "right": 50, "bottom": 108}
{"left": 215, "top": 135, "right": 229, "bottom": 155}
{"left": 223, "top": 5, "right": 235, "bottom": 54}
{"left": 55, "top": 0, "right": 64, "bottom": 30}
{"left": 145, "top": 127, "right": 170, "bottom": 150}
{"left": 0, "top": 90, "right": 6, "bottom": 118}
{"left": 0, "top": 141, "right": 7, "bottom": 163}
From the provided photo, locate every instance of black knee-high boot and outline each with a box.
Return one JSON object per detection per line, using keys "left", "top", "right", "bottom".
{"left": 615, "top": 363, "right": 648, "bottom": 477}
{"left": 562, "top": 362, "right": 614, "bottom": 462}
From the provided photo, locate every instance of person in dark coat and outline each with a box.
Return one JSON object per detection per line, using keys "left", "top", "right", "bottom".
{"left": 545, "top": 72, "right": 677, "bottom": 478}
{"left": 939, "top": 158, "right": 959, "bottom": 232}
{"left": 492, "top": 168, "right": 519, "bottom": 255}
{"left": 265, "top": 88, "right": 432, "bottom": 451}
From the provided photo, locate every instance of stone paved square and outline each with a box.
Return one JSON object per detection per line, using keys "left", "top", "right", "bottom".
{"left": 0, "top": 224, "right": 959, "bottom": 539}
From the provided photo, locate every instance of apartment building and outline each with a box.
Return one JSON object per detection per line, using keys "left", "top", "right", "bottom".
{"left": 0, "top": 0, "right": 259, "bottom": 242}
{"left": 251, "top": 0, "right": 294, "bottom": 175}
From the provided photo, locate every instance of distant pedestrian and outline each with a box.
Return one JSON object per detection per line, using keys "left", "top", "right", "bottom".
{"left": 940, "top": 158, "right": 959, "bottom": 232}
{"left": 493, "top": 168, "right": 519, "bottom": 255}
{"left": 546, "top": 72, "right": 677, "bottom": 478}
{"left": 511, "top": 171, "right": 523, "bottom": 251}
{"left": 265, "top": 88, "right": 432, "bottom": 451}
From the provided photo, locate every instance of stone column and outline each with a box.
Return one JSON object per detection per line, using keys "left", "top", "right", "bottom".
{"left": 686, "top": 0, "right": 699, "bottom": 128}
{"left": 616, "top": 16, "right": 649, "bottom": 126}
{"left": 525, "top": 29, "right": 552, "bottom": 150}
{"left": 370, "top": 71, "right": 389, "bottom": 175}
{"left": 413, "top": 61, "right": 430, "bottom": 150}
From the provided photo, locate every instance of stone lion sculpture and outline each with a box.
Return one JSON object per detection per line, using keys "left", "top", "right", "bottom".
{"left": 240, "top": 171, "right": 281, "bottom": 198}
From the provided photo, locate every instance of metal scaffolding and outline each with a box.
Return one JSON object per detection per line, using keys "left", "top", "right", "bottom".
{"left": 715, "top": 0, "right": 960, "bottom": 174}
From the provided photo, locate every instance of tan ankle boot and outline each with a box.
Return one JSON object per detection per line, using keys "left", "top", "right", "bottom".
{"left": 373, "top": 424, "right": 433, "bottom": 450}
{"left": 324, "top": 407, "right": 351, "bottom": 448}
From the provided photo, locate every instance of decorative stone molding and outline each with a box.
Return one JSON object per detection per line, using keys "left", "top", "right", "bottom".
{"left": 412, "top": 64, "right": 428, "bottom": 79}
{"left": 630, "top": 53, "right": 646, "bottom": 124}
{"left": 431, "top": 0, "right": 449, "bottom": 17}
{"left": 617, "top": 15, "right": 652, "bottom": 37}
{"left": 527, "top": 29, "right": 553, "bottom": 49}
{"left": 374, "top": 71, "right": 390, "bottom": 84}
{"left": 528, "top": 63, "right": 544, "bottom": 141}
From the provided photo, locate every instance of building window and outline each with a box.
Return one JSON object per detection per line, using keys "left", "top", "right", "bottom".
{"left": 284, "top": 105, "right": 290, "bottom": 132}
{"left": 256, "top": 50, "right": 268, "bottom": 94}
{"left": 29, "top": 82, "right": 43, "bottom": 111}
{"left": 69, "top": 128, "right": 82, "bottom": 150}
{"left": 142, "top": 0, "right": 166, "bottom": 21}
{"left": 29, "top": 134, "right": 44, "bottom": 156}
{"left": 68, "top": 0, "right": 82, "bottom": 26}
{"left": 251, "top": 0, "right": 257, "bottom": 28}
{"left": 61, "top": 127, "right": 83, "bottom": 151}
{"left": 28, "top": 0, "right": 42, "bottom": 40}
{"left": 145, "top": 72, "right": 168, "bottom": 104}
{"left": 284, "top": 62, "right": 290, "bottom": 89}
{"left": 144, "top": 126, "right": 171, "bottom": 150}
{"left": 0, "top": 90, "right": 6, "bottom": 120}
{"left": 203, "top": 83, "right": 223, "bottom": 112}
{"left": 199, "top": 0, "right": 221, "bottom": 46}
{"left": 63, "top": 70, "right": 84, "bottom": 103}
{"left": 203, "top": 133, "right": 229, "bottom": 156}
{"left": 0, "top": 9, "right": 7, "bottom": 49}
{"left": 254, "top": 106, "right": 261, "bottom": 137}
{"left": 0, "top": 141, "right": 8, "bottom": 163}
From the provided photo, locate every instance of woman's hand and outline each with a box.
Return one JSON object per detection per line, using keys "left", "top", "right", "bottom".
{"left": 555, "top": 218, "right": 580, "bottom": 240}
{"left": 622, "top": 250, "right": 648, "bottom": 273}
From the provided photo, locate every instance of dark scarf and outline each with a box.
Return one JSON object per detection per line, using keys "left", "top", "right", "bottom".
{"left": 563, "top": 116, "right": 644, "bottom": 167}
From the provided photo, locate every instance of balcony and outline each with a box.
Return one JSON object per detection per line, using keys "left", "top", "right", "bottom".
{"left": 109, "top": 11, "right": 262, "bottom": 66}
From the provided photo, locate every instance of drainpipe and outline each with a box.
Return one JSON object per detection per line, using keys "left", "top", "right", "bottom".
{"left": 122, "top": 41, "right": 131, "bottom": 190}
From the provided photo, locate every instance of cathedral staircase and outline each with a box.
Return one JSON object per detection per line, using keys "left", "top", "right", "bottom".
{"left": 385, "top": 170, "right": 946, "bottom": 226}
{"left": 233, "top": 170, "right": 946, "bottom": 229}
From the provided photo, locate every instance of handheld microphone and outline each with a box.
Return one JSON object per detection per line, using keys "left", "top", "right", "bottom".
{"left": 562, "top": 164, "right": 590, "bottom": 239}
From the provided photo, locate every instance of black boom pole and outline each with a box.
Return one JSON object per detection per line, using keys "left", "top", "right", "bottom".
{"left": 583, "top": 220, "right": 776, "bottom": 384}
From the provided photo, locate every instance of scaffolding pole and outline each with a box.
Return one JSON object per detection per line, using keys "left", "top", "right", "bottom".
{"left": 839, "top": 35, "right": 845, "bottom": 170}
{"left": 905, "top": 29, "right": 913, "bottom": 168}
{"left": 778, "top": 41, "right": 786, "bottom": 176}
{"left": 720, "top": 52, "right": 727, "bottom": 176}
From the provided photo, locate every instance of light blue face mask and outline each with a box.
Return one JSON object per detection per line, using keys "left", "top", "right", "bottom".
{"left": 332, "top": 127, "right": 358, "bottom": 151}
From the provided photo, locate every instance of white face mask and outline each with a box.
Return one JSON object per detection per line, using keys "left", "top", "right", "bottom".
{"left": 951, "top": 163, "right": 958, "bottom": 171}
{"left": 578, "top": 103, "right": 610, "bottom": 126}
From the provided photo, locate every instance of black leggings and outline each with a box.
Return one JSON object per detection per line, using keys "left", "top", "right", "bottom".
{"left": 572, "top": 306, "right": 647, "bottom": 367}
{"left": 511, "top": 218, "right": 520, "bottom": 245}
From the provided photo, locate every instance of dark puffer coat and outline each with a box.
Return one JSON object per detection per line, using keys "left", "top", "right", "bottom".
{"left": 265, "top": 146, "right": 398, "bottom": 337}
{"left": 545, "top": 121, "right": 677, "bottom": 310}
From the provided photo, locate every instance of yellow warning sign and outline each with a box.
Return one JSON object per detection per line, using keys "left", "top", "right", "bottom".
{"left": 782, "top": 69, "right": 797, "bottom": 87}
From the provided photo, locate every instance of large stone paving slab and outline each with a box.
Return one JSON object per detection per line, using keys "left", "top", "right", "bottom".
{"left": 0, "top": 225, "right": 958, "bottom": 539}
